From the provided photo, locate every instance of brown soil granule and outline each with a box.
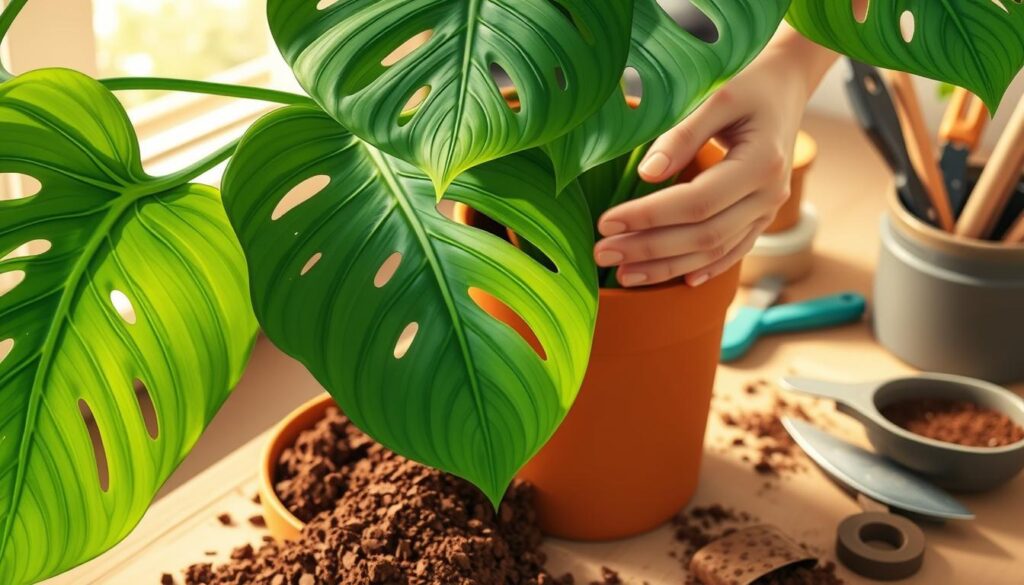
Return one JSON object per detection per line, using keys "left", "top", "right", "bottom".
{"left": 248, "top": 514, "right": 267, "bottom": 528}
{"left": 591, "top": 566, "right": 621, "bottom": 585}
{"left": 184, "top": 407, "right": 576, "bottom": 585}
{"left": 160, "top": 573, "right": 175, "bottom": 585}
{"left": 216, "top": 513, "right": 233, "bottom": 526}
{"left": 881, "top": 399, "right": 1024, "bottom": 448}
{"left": 674, "top": 506, "right": 842, "bottom": 585}
{"left": 719, "top": 390, "right": 811, "bottom": 476}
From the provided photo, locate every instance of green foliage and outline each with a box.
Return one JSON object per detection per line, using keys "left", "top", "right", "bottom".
{"left": 0, "top": 69, "right": 257, "bottom": 584}
{"left": 266, "top": 0, "right": 633, "bottom": 194}
{"left": 545, "top": 0, "right": 789, "bottom": 190}
{"left": 222, "top": 104, "right": 598, "bottom": 505}
{"left": 786, "top": 0, "right": 1024, "bottom": 112}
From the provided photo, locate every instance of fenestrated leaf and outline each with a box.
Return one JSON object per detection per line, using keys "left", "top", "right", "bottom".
{"left": 546, "top": 0, "right": 788, "bottom": 190}
{"left": 787, "top": 0, "right": 1024, "bottom": 113}
{"left": 0, "top": 69, "right": 257, "bottom": 584}
{"left": 223, "top": 104, "right": 597, "bottom": 505}
{"left": 267, "top": 0, "right": 633, "bottom": 195}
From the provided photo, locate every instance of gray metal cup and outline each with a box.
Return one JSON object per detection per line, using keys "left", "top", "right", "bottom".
{"left": 874, "top": 184, "right": 1024, "bottom": 384}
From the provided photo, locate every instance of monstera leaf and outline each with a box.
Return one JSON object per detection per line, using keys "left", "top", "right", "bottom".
{"left": 546, "top": 0, "right": 789, "bottom": 189}
{"left": 787, "top": 0, "right": 1024, "bottom": 112}
{"left": 223, "top": 104, "right": 597, "bottom": 505}
{"left": 0, "top": 69, "right": 256, "bottom": 584}
{"left": 267, "top": 0, "right": 633, "bottom": 194}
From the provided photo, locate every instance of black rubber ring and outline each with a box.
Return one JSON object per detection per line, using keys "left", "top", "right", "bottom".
{"left": 836, "top": 512, "right": 925, "bottom": 581}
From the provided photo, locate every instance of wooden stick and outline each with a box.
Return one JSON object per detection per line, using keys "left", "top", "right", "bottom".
{"left": 939, "top": 88, "right": 989, "bottom": 150}
{"left": 884, "top": 71, "right": 956, "bottom": 231}
{"left": 1004, "top": 213, "right": 1024, "bottom": 244}
{"left": 956, "top": 96, "right": 1024, "bottom": 239}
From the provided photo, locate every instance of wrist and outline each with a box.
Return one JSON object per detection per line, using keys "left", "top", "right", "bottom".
{"left": 759, "top": 22, "right": 841, "bottom": 99}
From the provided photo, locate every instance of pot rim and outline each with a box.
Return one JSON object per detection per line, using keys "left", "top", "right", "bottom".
{"left": 887, "top": 182, "right": 1024, "bottom": 256}
{"left": 259, "top": 393, "right": 336, "bottom": 536}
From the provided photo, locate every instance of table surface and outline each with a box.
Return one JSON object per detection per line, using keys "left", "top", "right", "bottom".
{"left": 45, "top": 114, "right": 1024, "bottom": 585}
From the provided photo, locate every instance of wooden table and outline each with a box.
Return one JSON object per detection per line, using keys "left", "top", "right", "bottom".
{"left": 45, "top": 114, "right": 1024, "bottom": 584}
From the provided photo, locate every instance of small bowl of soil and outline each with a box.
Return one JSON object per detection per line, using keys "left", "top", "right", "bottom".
{"left": 784, "top": 373, "right": 1024, "bottom": 492}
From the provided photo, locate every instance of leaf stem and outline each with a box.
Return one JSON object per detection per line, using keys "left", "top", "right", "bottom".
{"left": 145, "top": 138, "right": 241, "bottom": 194}
{"left": 100, "top": 77, "right": 313, "bottom": 106}
{"left": 600, "top": 143, "right": 650, "bottom": 288}
{"left": 0, "top": 0, "right": 30, "bottom": 81}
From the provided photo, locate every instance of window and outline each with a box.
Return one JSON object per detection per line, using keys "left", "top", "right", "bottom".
{"left": 93, "top": 0, "right": 270, "bottom": 107}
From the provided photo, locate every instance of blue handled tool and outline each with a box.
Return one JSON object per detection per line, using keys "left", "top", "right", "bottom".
{"left": 721, "top": 276, "right": 867, "bottom": 362}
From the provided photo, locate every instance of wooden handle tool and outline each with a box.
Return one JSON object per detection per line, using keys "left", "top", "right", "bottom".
{"left": 956, "top": 96, "right": 1024, "bottom": 239}
{"left": 1004, "top": 212, "right": 1024, "bottom": 243}
{"left": 885, "top": 71, "right": 956, "bottom": 231}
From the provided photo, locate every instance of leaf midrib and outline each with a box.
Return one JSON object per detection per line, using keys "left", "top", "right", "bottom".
{"left": 361, "top": 143, "right": 497, "bottom": 490}
{"left": 440, "top": 0, "right": 483, "bottom": 190}
{"left": 0, "top": 181, "right": 174, "bottom": 563}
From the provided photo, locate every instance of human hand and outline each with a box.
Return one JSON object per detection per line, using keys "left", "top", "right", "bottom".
{"left": 593, "top": 36, "right": 826, "bottom": 288}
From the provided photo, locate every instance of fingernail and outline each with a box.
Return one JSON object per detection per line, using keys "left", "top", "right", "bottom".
{"left": 639, "top": 152, "right": 670, "bottom": 178}
{"left": 596, "top": 250, "right": 624, "bottom": 266}
{"left": 620, "top": 273, "right": 648, "bottom": 287}
{"left": 689, "top": 273, "right": 710, "bottom": 287}
{"left": 599, "top": 221, "right": 627, "bottom": 236}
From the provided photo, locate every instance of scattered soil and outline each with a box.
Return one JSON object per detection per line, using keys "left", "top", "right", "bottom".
{"left": 248, "top": 514, "right": 267, "bottom": 528}
{"left": 881, "top": 399, "right": 1024, "bottom": 448}
{"left": 718, "top": 381, "right": 814, "bottom": 476}
{"left": 216, "top": 513, "right": 233, "bottom": 527}
{"left": 673, "top": 506, "right": 842, "bottom": 585}
{"left": 183, "top": 407, "right": 577, "bottom": 585}
{"left": 161, "top": 573, "right": 175, "bottom": 585}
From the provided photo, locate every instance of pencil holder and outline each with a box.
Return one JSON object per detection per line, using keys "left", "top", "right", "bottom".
{"left": 875, "top": 179, "right": 1024, "bottom": 383}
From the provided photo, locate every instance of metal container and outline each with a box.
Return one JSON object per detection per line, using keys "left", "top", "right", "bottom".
{"left": 875, "top": 180, "right": 1024, "bottom": 383}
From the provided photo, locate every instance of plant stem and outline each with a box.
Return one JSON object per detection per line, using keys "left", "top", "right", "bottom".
{"left": 144, "top": 138, "right": 241, "bottom": 194}
{"left": 100, "top": 77, "right": 313, "bottom": 106}
{"left": 0, "top": 0, "right": 30, "bottom": 80}
{"left": 599, "top": 143, "right": 651, "bottom": 288}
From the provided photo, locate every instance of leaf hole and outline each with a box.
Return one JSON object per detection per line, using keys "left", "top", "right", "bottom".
{"left": 110, "top": 290, "right": 137, "bottom": 325}
{"left": 662, "top": 0, "right": 719, "bottom": 43}
{"left": 554, "top": 67, "right": 567, "bottom": 91}
{"left": 468, "top": 288, "right": 547, "bottom": 361}
{"left": 301, "top": 252, "right": 323, "bottom": 276}
{"left": 490, "top": 63, "right": 518, "bottom": 112}
{"left": 315, "top": 0, "right": 339, "bottom": 10}
{"left": 1, "top": 239, "right": 52, "bottom": 263}
{"left": 853, "top": 0, "right": 871, "bottom": 22}
{"left": 544, "top": 1, "right": 593, "bottom": 44}
{"left": 381, "top": 30, "right": 433, "bottom": 67}
{"left": 374, "top": 252, "right": 403, "bottom": 288}
{"left": 0, "top": 173, "right": 42, "bottom": 199}
{"left": 79, "top": 398, "right": 110, "bottom": 492}
{"left": 0, "top": 338, "right": 13, "bottom": 366}
{"left": 398, "top": 86, "right": 431, "bottom": 127}
{"left": 0, "top": 270, "right": 26, "bottom": 298}
{"left": 623, "top": 67, "right": 643, "bottom": 107}
{"left": 899, "top": 11, "right": 915, "bottom": 43}
{"left": 393, "top": 322, "right": 419, "bottom": 359}
{"left": 134, "top": 379, "right": 159, "bottom": 439}
{"left": 991, "top": 0, "right": 1009, "bottom": 12}
{"left": 272, "top": 175, "right": 330, "bottom": 221}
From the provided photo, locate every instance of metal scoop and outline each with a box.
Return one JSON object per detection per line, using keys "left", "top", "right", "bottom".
{"left": 782, "top": 373, "right": 1024, "bottom": 492}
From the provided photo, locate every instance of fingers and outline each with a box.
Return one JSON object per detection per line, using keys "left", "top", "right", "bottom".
{"left": 595, "top": 185, "right": 779, "bottom": 267}
{"left": 684, "top": 217, "right": 771, "bottom": 287}
{"left": 614, "top": 227, "right": 751, "bottom": 287}
{"left": 637, "top": 91, "right": 740, "bottom": 184}
{"left": 600, "top": 139, "right": 787, "bottom": 236}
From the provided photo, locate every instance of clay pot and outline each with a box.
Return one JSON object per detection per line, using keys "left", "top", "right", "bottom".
{"left": 259, "top": 393, "right": 335, "bottom": 541}
{"left": 456, "top": 146, "right": 740, "bottom": 540}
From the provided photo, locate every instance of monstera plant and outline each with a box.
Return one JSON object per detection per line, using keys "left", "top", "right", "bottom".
{"left": 1, "top": 0, "right": 1022, "bottom": 582}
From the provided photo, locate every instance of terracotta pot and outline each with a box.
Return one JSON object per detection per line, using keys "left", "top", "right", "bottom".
{"left": 259, "top": 393, "right": 335, "bottom": 541}
{"left": 455, "top": 147, "right": 740, "bottom": 540}
{"left": 695, "top": 132, "right": 817, "bottom": 234}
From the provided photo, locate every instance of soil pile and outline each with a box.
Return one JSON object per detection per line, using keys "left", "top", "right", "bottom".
{"left": 185, "top": 407, "right": 574, "bottom": 585}
{"left": 719, "top": 382, "right": 813, "bottom": 476}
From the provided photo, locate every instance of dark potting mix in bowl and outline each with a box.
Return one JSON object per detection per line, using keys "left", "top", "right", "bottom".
{"left": 881, "top": 399, "right": 1024, "bottom": 448}
{"left": 179, "top": 402, "right": 845, "bottom": 585}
